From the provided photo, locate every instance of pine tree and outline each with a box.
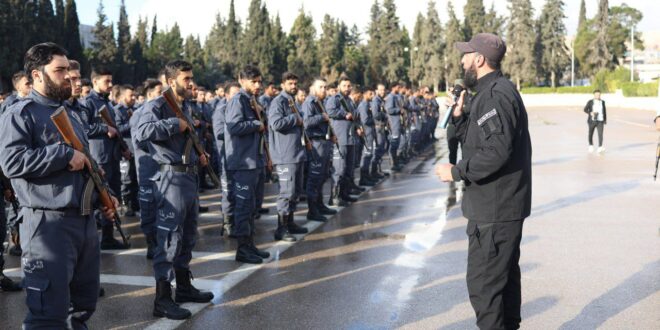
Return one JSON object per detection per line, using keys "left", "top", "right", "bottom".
{"left": 287, "top": 8, "right": 318, "bottom": 84}
{"left": 444, "top": 1, "right": 464, "bottom": 87}
{"left": 270, "top": 14, "right": 288, "bottom": 82}
{"left": 585, "top": 0, "right": 612, "bottom": 74}
{"left": 223, "top": 0, "right": 241, "bottom": 79}
{"left": 380, "top": 0, "right": 405, "bottom": 84}
{"left": 132, "top": 17, "right": 148, "bottom": 83}
{"left": 420, "top": 0, "right": 444, "bottom": 91}
{"left": 503, "top": 0, "right": 537, "bottom": 89}
{"left": 537, "top": 0, "right": 569, "bottom": 88}
{"left": 204, "top": 12, "right": 227, "bottom": 81}
{"left": 37, "top": 0, "right": 56, "bottom": 43}
{"left": 318, "top": 15, "right": 347, "bottom": 83}
{"left": 484, "top": 3, "right": 504, "bottom": 36}
{"left": 63, "top": 0, "right": 85, "bottom": 69}
{"left": 577, "top": 0, "right": 586, "bottom": 29}
{"left": 184, "top": 34, "right": 205, "bottom": 84}
{"left": 54, "top": 0, "right": 65, "bottom": 45}
{"left": 89, "top": 1, "right": 117, "bottom": 72}
{"left": 241, "top": 0, "right": 273, "bottom": 81}
{"left": 463, "top": 0, "right": 486, "bottom": 39}
{"left": 116, "top": 0, "right": 133, "bottom": 83}
{"left": 410, "top": 13, "right": 425, "bottom": 85}
{"left": 365, "top": 0, "right": 385, "bottom": 86}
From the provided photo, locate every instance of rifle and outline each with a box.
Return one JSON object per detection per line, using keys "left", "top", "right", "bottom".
{"left": 397, "top": 97, "right": 409, "bottom": 131}
{"left": 339, "top": 97, "right": 366, "bottom": 145}
{"left": 249, "top": 97, "right": 274, "bottom": 172}
{"left": 287, "top": 98, "right": 313, "bottom": 152}
{"left": 315, "top": 99, "right": 342, "bottom": 158}
{"left": 0, "top": 170, "right": 19, "bottom": 216}
{"left": 654, "top": 139, "right": 659, "bottom": 181}
{"left": 50, "top": 106, "right": 130, "bottom": 246}
{"left": 161, "top": 88, "right": 221, "bottom": 187}
{"left": 98, "top": 105, "right": 132, "bottom": 156}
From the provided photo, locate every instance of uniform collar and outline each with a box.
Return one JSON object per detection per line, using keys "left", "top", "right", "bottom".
{"left": 89, "top": 89, "right": 108, "bottom": 101}
{"left": 29, "top": 89, "right": 63, "bottom": 108}
{"left": 475, "top": 70, "right": 502, "bottom": 94}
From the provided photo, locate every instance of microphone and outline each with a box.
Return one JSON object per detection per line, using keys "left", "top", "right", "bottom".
{"left": 440, "top": 81, "right": 465, "bottom": 129}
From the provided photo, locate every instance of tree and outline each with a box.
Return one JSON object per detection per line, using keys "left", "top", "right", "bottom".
{"left": 0, "top": 0, "right": 18, "bottom": 88}
{"left": 204, "top": 12, "right": 227, "bottom": 80}
{"left": 318, "top": 14, "right": 347, "bottom": 83}
{"left": 184, "top": 34, "right": 205, "bottom": 85}
{"left": 410, "top": 13, "right": 425, "bottom": 85}
{"left": 484, "top": 3, "right": 505, "bottom": 36}
{"left": 131, "top": 16, "right": 148, "bottom": 83}
{"left": 150, "top": 15, "right": 157, "bottom": 48}
{"left": 420, "top": 0, "right": 444, "bottom": 91}
{"left": 365, "top": 0, "right": 385, "bottom": 86}
{"left": 380, "top": 0, "right": 406, "bottom": 84}
{"left": 463, "top": 0, "right": 485, "bottom": 39}
{"left": 585, "top": 0, "right": 612, "bottom": 74}
{"left": 270, "top": 14, "right": 288, "bottom": 82}
{"left": 503, "top": 0, "right": 537, "bottom": 89}
{"left": 444, "top": 2, "right": 464, "bottom": 87}
{"left": 537, "top": 0, "right": 569, "bottom": 88}
{"left": 607, "top": 4, "right": 643, "bottom": 65}
{"left": 63, "top": 0, "right": 86, "bottom": 70}
{"left": 578, "top": 0, "right": 586, "bottom": 29}
{"left": 240, "top": 0, "right": 273, "bottom": 81}
{"left": 222, "top": 0, "right": 241, "bottom": 79}
{"left": 37, "top": 0, "right": 56, "bottom": 43}
{"left": 287, "top": 8, "right": 318, "bottom": 84}
{"left": 54, "top": 0, "right": 65, "bottom": 44}
{"left": 116, "top": 0, "right": 134, "bottom": 83}
{"left": 147, "top": 23, "right": 183, "bottom": 75}
{"left": 89, "top": 1, "right": 117, "bottom": 71}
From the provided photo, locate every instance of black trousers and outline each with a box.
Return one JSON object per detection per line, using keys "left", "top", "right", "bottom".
{"left": 466, "top": 219, "right": 524, "bottom": 330}
{"left": 588, "top": 121, "right": 604, "bottom": 147}
{"left": 447, "top": 124, "right": 460, "bottom": 165}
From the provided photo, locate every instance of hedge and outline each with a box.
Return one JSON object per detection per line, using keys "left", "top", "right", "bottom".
{"left": 620, "top": 81, "right": 658, "bottom": 97}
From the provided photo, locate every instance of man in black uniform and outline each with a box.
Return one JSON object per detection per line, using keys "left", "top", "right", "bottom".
{"left": 436, "top": 33, "right": 532, "bottom": 330}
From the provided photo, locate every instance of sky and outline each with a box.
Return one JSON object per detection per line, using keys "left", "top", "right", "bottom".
{"left": 76, "top": 0, "right": 660, "bottom": 42}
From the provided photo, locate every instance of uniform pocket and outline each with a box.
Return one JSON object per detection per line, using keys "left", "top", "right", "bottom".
{"left": 24, "top": 276, "right": 49, "bottom": 315}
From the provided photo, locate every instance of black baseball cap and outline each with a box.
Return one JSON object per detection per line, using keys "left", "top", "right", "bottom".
{"left": 455, "top": 33, "right": 507, "bottom": 63}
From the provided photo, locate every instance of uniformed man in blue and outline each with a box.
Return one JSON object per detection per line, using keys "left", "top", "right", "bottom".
{"left": 424, "top": 87, "right": 440, "bottom": 142}
{"left": 385, "top": 82, "right": 403, "bottom": 171}
{"left": 326, "top": 74, "right": 360, "bottom": 206}
{"left": 268, "top": 72, "right": 310, "bottom": 241}
{"left": 371, "top": 83, "right": 389, "bottom": 178}
{"left": 80, "top": 67, "right": 130, "bottom": 249}
{"left": 437, "top": 33, "right": 532, "bottom": 330}
{"left": 136, "top": 60, "right": 214, "bottom": 320}
{"left": 255, "top": 82, "right": 275, "bottom": 216}
{"left": 0, "top": 71, "right": 32, "bottom": 114}
{"left": 115, "top": 84, "right": 139, "bottom": 216}
{"left": 302, "top": 77, "right": 338, "bottom": 222}
{"left": 130, "top": 79, "right": 162, "bottom": 259}
{"left": 258, "top": 81, "right": 277, "bottom": 111}
{"left": 212, "top": 81, "right": 241, "bottom": 237}
{"left": 225, "top": 65, "right": 272, "bottom": 264}
{"left": 0, "top": 42, "right": 119, "bottom": 330}
{"left": 407, "top": 88, "right": 423, "bottom": 155}
{"left": 357, "top": 88, "right": 379, "bottom": 186}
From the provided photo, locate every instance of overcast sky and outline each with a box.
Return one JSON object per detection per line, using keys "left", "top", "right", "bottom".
{"left": 77, "top": 0, "right": 659, "bottom": 42}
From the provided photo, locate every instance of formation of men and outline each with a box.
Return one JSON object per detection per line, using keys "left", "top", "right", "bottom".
{"left": 0, "top": 41, "right": 442, "bottom": 328}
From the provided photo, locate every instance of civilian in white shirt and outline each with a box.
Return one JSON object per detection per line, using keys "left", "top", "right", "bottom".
{"left": 583, "top": 89, "right": 607, "bottom": 153}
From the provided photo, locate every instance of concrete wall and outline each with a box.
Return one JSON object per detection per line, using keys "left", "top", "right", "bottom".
{"left": 520, "top": 93, "right": 659, "bottom": 112}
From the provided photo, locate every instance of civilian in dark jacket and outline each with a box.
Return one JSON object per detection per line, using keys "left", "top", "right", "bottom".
{"left": 584, "top": 89, "right": 607, "bottom": 153}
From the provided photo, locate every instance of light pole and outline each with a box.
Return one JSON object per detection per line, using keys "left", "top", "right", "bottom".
{"left": 405, "top": 46, "right": 419, "bottom": 86}
{"left": 571, "top": 38, "right": 575, "bottom": 87}
{"left": 630, "top": 24, "right": 635, "bottom": 82}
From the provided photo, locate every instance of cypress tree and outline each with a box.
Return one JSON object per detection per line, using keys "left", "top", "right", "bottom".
{"left": 463, "top": 0, "right": 486, "bottom": 39}
{"left": 410, "top": 13, "right": 425, "bottom": 85}
{"left": 37, "top": 0, "right": 56, "bottom": 43}
{"left": 380, "top": 0, "right": 405, "bottom": 85}
{"left": 585, "top": 0, "right": 612, "bottom": 74}
{"left": 538, "top": 0, "right": 569, "bottom": 88}
{"left": 365, "top": 0, "right": 385, "bottom": 86}
{"left": 444, "top": 1, "right": 464, "bottom": 86}
{"left": 503, "top": 0, "right": 537, "bottom": 89}
{"left": 420, "top": 0, "right": 444, "bottom": 91}
{"left": 116, "top": 0, "right": 133, "bottom": 83}
{"left": 287, "top": 8, "right": 318, "bottom": 84}
{"left": 89, "top": 1, "right": 117, "bottom": 71}
{"left": 54, "top": 0, "right": 65, "bottom": 45}
{"left": 63, "top": 0, "right": 85, "bottom": 69}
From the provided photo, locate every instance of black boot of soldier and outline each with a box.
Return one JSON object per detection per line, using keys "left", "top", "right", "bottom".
{"left": 317, "top": 193, "right": 337, "bottom": 215}
{"left": 274, "top": 214, "right": 296, "bottom": 242}
{"left": 146, "top": 232, "right": 157, "bottom": 260}
{"left": 328, "top": 183, "right": 335, "bottom": 206}
{"left": 370, "top": 164, "right": 384, "bottom": 180}
{"left": 248, "top": 235, "right": 270, "bottom": 259}
{"left": 235, "top": 236, "right": 263, "bottom": 264}
{"left": 174, "top": 269, "right": 214, "bottom": 303}
{"left": 9, "top": 230, "right": 21, "bottom": 256}
{"left": 0, "top": 270, "right": 21, "bottom": 292}
{"left": 306, "top": 202, "right": 328, "bottom": 222}
{"left": 359, "top": 171, "right": 376, "bottom": 186}
{"left": 287, "top": 213, "right": 308, "bottom": 234}
{"left": 153, "top": 280, "right": 191, "bottom": 320}
{"left": 100, "top": 225, "right": 130, "bottom": 250}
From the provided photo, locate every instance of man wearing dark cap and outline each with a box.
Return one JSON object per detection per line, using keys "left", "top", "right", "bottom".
{"left": 436, "top": 33, "right": 532, "bottom": 330}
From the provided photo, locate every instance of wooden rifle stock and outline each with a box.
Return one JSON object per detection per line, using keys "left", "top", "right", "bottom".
{"left": 161, "top": 88, "right": 220, "bottom": 187}
{"left": 288, "top": 99, "right": 313, "bottom": 151}
{"left": 50, "top": 106, "right": 130, "bottom": 246}
{"left": 249, "top": 97, "right": 273, "bottom": 171}
{"left": 98, "top": 105, "right": 132, "bottom": 155}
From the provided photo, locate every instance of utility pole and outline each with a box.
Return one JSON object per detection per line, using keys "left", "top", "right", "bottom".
{"left": 630, "top": 24, "right": 635, "bottom": 82}
{"left": 571, "top": 38, "right": 575, "bottom": 87}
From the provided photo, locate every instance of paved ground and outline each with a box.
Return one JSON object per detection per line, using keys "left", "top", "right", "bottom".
{"left": 1, "top": 105, "right": 658, "bottom": 329}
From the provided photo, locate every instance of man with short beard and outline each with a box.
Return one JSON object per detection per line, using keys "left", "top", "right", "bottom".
{"left": 136, "top": 60, "right": 214, "bottom": 319}
{"left": 358, "top": 89, "right": 378, "bottom": 186}
{"left": 371, "top": 83, "right": 389, "bottom": 178}
{"left": 80, "top": 67, "right": 129, "bottom": 250}
{"left": 268, "top": 72, "right": 309, "bottom": 242}
{"left": 0, "top": 71, "right": 32, "bottom": 114}
{"left": 385, "top": 82, "right": 403, "bottom": 171}
{"left": 0, "top": 42, "right": 119, "bottom": 329}
{"left": 115, "top": 85, "right": 139, "bottom": 216}
{"left": 436, "top": 33, "right": 532, "bottom": 330}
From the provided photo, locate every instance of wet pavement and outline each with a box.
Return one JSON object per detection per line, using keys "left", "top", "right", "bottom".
{"left": 1, "top": 106, "right": 659, "bottom": 329}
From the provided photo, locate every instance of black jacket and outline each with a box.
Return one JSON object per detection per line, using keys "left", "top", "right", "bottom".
{"left": 450, "top": 70, "right": 532, "bottom": 222}
{"left": 583, "top": 99, "right": 607, "bottom": 124}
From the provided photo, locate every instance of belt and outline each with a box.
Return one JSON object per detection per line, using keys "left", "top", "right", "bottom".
{"left": 160, "top": 164, "right": 198, "bottom": 175}
{"left": 309, "top": 136, "right": 327, "bottom": 140}
{"left": 29, "top": 207, "right": 81, "bottom": 216}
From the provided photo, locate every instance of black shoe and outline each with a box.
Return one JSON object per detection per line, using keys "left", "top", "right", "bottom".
{"left": 101, "top": 226, "right": 130, "bottom": 250}
{"left": 124, "top": 208, "right": 136, "bottom": 217}
{"left": 8, "top": 245, "right": 21, "bottom": 256}
{"left": 359, "top": 178, "right": 376, "bottom": 186}
{"left": 198, "top": 206, "right": 209, "bottom": 213}
{"left": 287, "top": 214, "right": 308, "bottom": 234}
{"left": 274, "top": 214, "right": 296, "bottom": 242}
{"left": 236, "top": 237, "right": 264, "bottom": 264}
{"left": 248, "top": 236, "right": 270, "bottom": 259}
{"left": 299, "top": 195, "right": 307, "bottom": 202}
{"left": 154, "top": 281, "right": 192, "bottom": 320}
{"left": 146, "top": 233, "right": 157, "bottom": 260}
{"left": 0, "top": 275, "right": 22, "bottom": 292}
{"left": 258, "top": 207, "right": 270, "bottom": 214}
{"left": 318, "top": 204, "right": 337, "bottom": 215}
{"left": 174, "top": 269, "right": 214, "bottom": 303}
{"left": 349, "top": 187, "right": 364, "bottom": 195}
{"left": 306, "top": 206, "right": 328, "bottom": 222}
{"left": 99, "top": 287, "right": 105, "bottom": 297}
{"left": 201, "top": 182, "right": 216, "bottom": 190}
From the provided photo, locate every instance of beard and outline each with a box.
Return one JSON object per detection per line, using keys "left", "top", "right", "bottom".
{"left": 44, "top": 72, "right": 72, "bottom": 101}
{"left": 463, "top": 63, "right": 478, "bottom": 89}
{"left": 174, "top": 81, "right": 191, "bottom": 100}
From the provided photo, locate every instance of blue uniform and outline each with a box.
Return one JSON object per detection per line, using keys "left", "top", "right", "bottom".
{"left": 212, "top": 100, "right": 232, "bottom": 218}
{"left": 0, "top": 93, "right": 23, "bottom": 114}
{"left": 385, "top": 92, "right": 402, "bottom": 165}
{"left": 130, "top": 106, "right": 158, "bottom": 237}
{"left": 268, "top": 92, "right": 306, "bottom": 215}
{"left": 115, "top": 103, "right": 139, "bottom": 211}
{"left": 358, "top": 99, "right": 376, "bottom": 176}
{"left": 135, "top": 96, "right": 200, "bottom": 282}
{"left": 303, "top": 95, "right": 333, "bottom": 203}
{"left": 371, "top": 95, "right": 388, "bottom": 173}
{"left": 224, "top": 89, "right": 264, "bottom": 237}
{"left": 326, "top": 93, "right": 357, "bottom": 199}
{"left": 0, "top": 90, "right": 99, "bottom": 329}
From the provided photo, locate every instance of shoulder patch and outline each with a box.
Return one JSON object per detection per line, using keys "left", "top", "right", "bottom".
{"left": 477, "top": 109, "right": 497, "bottom": 126}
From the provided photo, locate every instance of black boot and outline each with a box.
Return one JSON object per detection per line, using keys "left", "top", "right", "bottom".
{"left": 100, "top": 225, "right": 130, "bottom": 250}
{"left": 235, "top": 236, "right": 263, "bottom": 264}
{"left": 328, "top": 184, "right": 335, "bottom": 206}
{"left": 339, "top": 185, "right": 357, "bottom": 205}
{"left": 0, "top": 273, "right": 21, "bottom": 292}
{"left": 317, "top": 193, "right": 337, "bottom": 215}
{"left": 274, "top": 214, "right": 296, "bottom": 242}
{"left": 248, "top": 236, "right": 270, "bottom": 259}
{"left": 223, "top": 215, "right": 236, "bottom": 238}
{"left": 146, "top": 232, "right": 157, "bottom": 260}
{"left": 359, "top": 171, "right": 376, "bottom": 186}
{"left": 370, "top": 164, "right": 384, "bottom": 180}
{"left": 124, "top": 199, "right": 136, "bottom": 217}
{"left": 258, "top": 207, "right": 270, "bottom": 214}
{"left": 287, "top": 213, "right": 309, "bottom": 234}
{"left": 349, "top": 180, "right": 366, "bottom": 192}
{"left": 153, "top": 280, "right": 191, "bottom": 320}
{"left": 9, "top": 230, "right": 21, "bottom": 256}
{"left": 174, "top": 269, "right": 214, "bottom": 303}
{"left": 306, "top": 202, "right": 328, "bottom": 222}
{"left": 198, "top": 205, "right": 209, "bottom": 213}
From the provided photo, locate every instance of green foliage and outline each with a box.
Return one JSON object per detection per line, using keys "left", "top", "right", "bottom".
{"left": 520, "top": 86, "right": 599, "bottom": 94}
{"left": 620, "top": 81, "right": 658, "bottom": 97}
{"left": 444, "top": 2, "right": 464, "bottom": 87}
{"left": 503, "top": 0, "right": 537, "bottom": 89}
{"left": 463, "top": 0, "right": 485, "bottom": 40}
{"left": 287, "top": 8, "right": 318, "bottom": 84}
